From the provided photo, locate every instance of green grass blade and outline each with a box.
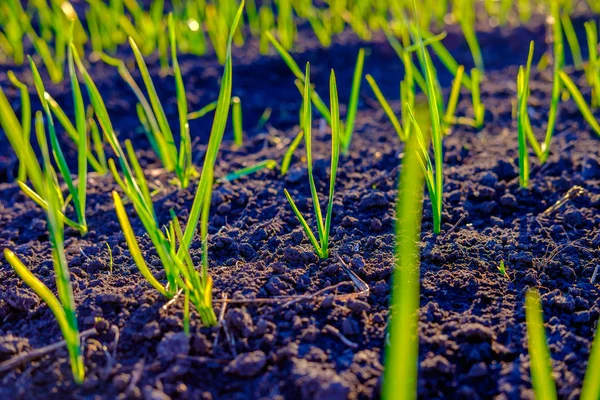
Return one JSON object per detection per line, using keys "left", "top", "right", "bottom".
{"left": 382, "top": 133, "right": 424, "bottom": 400}
{"left": 580, "top": 323, "right": 600, "bottom": 400}
{"left": 4, "top": 248, "right": 84, "bottom": 384}
{"left": 471, "top": 68, "right": 485, "bottom": 128}
{"left": 188, "top": 101, "right": 218, "bottom": 120}
{"left": 342, "top": 48, "right": 365, "bottom": 153}
{"left": 112, "top": 191, "right": 169, "bottom": 297}
{"left": 181, "top": 0, "right": 245, "bottom": 252}
{"left": 281, "top": 129, "right": 304, "bottom": 175}
{"left": 29, "top": 56, "right": 86, "bottom": 234}
{"left": 412, "top": 1, "right": 443, "bottom": 234}
{"left": 68, "top": 43, "right": 88, "bottom": 232}
{"left": 422, "top": 30, "right": 472, "bottom": 89}
{"left": 366, "top": 74, "right": 405, "bottom": 142}
{"left": 283, "top": 189, "right": 322, "bottom": 254}
{"left": 525, "top": 289, "right": 558, "bottom": 400}
{"left": 559, "top": 70, "right": 600, "bottom": 137}
{"left": 169, "top": 13, "right": 192, "bottom": 186}
{"left": 218, "top": 159, "right": 277, "bottom": 183}
{"left": 443, "top": 65, "right": 465, "bottom": 125}
{"left": 7, "top": 71, "right": 31, "bottom": 181}
{"left": 232, "top": 96, "right": 243, "bottom": 146}
{"left": 129, "top": 36, "right": 177, "bottom": 171}
{"left": 323, "top": 69, "right": 341, "bottom": 258}
{"left": 302, "top": 62, "right": 326, "bottom": 250}
{"left": 561, "top": 13, "right": 583, "bottom": 70}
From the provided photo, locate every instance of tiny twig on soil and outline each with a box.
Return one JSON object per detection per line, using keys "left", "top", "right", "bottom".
{"left": 539, "top": 186, "right": 585, "bottom": 219}
{"left": 323, "top": 324, "right": 359, "bottom": 349}
{"left": 591, "top": 265, "right": 599, "bottom": 284}
{"left": 125, "top": 359, "right": 145, "bottom": 397}
{"left": 441, "top": 215, "right": 466, "bottom": 240}
{"left": 0, "top": 328, "right": 96, "bottom": 374}
{"left": 213, "top": 293, "right": 229, "bottom": 351}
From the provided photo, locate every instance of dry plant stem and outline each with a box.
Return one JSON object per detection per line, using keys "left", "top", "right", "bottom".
{"left": 0, "top": 328, "right": 96, "bottom": 374}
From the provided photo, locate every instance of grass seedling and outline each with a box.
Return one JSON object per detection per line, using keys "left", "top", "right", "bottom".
{"left": 4, "top": 109, "right": 85, "bottom": 384}
{"left": 525, "top": 289, "right": 557, "bottom": 400}
{"left": 497, "top": 260, "right": 508, "bottom": 276}
{"left": 284, "top": 63, "right": 341, "bottom": 259}
{"left": 516, "top": 34, "right": 564, "bottom": 188}
{"left": 22, "top": 51, "right": 88, "bottom": 236}
{"left": 409, "top": 4, "right": 444, "bottom": 235}
{"left": 122, "top": 13, "right": 194, "bottom": 188}
{"left": 383, "top": 131, "right": 425, "bottom": 400}
{"left": 342, "top": 48, "right": 365, "bottom": 154}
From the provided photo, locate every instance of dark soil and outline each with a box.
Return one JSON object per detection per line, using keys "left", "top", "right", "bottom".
{"left": 1, "top": 11, "right": 600, "bottom": 400}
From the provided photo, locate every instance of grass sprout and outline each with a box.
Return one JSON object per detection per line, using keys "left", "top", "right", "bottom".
{"left": 3, "top": 106, "right": 85, "bottom": 383}
{"left": 410, "top": 5, "right": 444, "bottom": 235}
{"left": 284, "top": 63, "right": 341, "bottom": 259}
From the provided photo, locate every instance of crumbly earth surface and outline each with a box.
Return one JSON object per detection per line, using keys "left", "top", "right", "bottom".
{"left": 1, "top": 13, "right": 600, "bottom": 400}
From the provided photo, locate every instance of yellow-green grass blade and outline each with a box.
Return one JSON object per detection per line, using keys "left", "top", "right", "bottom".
{"left": 382, "top": 133, "right": 424, "bottom": 400}
{"left": 4, "top": 248, "right": 84, "bottom": 384}
{"left": 41, "top": 114, "right": 84, "bottom": 384}
{"left": 88, "top": 117, "right": 107, "bottom": 171}
{"left": 281, "top": 129, "right": 304, "bottom": 175}
{"left": 181, "top": 0, "right": 245, "bottom": 252}
{"left": 129, "top": 36, "right": 178, "bottom": 172}
{"left": 560, "top": 13, "right": 583, "bottom": 70}
{"left": 580, "top": 323, "right": 600, "bottom": 400}
{"left": 169, "top": 13, "right": 192, "bottom": 187}
{"left": 302, "top": 62, "right": 326, "bottom": 252}
{"left": 188, "top": 101, "right": 218, "bottom": 120}
{"left": 471, "top": 68, "right": 485, "bottom": 128}
{"left": 232, "top": 96, "right": 243, "bottom": 147}
{"left": 559, "top": 71, "right": 600, "bottom": 137}
{"left": 112, "top": 191, "right": 169, "bottom": 297}
{"left": 422, "top": 29, "right": 472, "bottom": 89}
{"left": 342, "top": 48, "right": 365, "bottom": 154}
{"left": 266, "top": 31, "right": 331, "bottom": 123}
{"left": 44, "top": 94, "right": 105, "bottom": 173}
{"left": 124, "top": 140, "right": 155, "bottom": 220}
{"left": 517, "top": 42, "right": 535, "bottom": 188}
{"left": 365, "top": 74, "right": 405, "bottom": 142}
{"left": 99, "top": 52, "right": 171, "bottom": 169}
{"left": 284, "top": 189, "right": 322, "bottom": 255}
{"left": 584, "top": 21, "right": 600, "bottom": 107}
{"left": 382, "top": 27, "right": 427, "bottom": 93}
{"left": 412, "top": 1, "right": 443, "bottom": 234}
{"left": 29, "top": 56, "right": 86, "bottom": 234}
{"left": 525, "top": 289, "right": 558, "bottom": 400}
{"left": 68, "top": 42, "right": 88, "bottom": 232}
{"left": 7, "top": 71, "right": 30, "bottom": 181}
{"left": 218, "top": 159, "right": 277, "bottom": 183}
{"left": 443, "top": 65, "right": 465, "bottom": 127}
{"left": 323, "top": 69, "right": 341, "bottom": 258}
{"left": 542, "top": 1, "right": 564, "bottom": 162}
{"left": 460, "top": 21, "right": 484, "bottom": 73}
{"left": 0, "top": 83, "right": 44, "bottom": 194}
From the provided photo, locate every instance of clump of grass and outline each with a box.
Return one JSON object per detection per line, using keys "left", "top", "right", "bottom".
{"left": 284, "top": 63, "right": 341, "bottom": 259}
{"left": 110, "top": 1, "right": 245, "bottom": 328}
{"left": 4, "top": 109, "right": 85, "bottom": 384}
{"left": 266, "top": 32, "right": 365, "bottom": 152}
